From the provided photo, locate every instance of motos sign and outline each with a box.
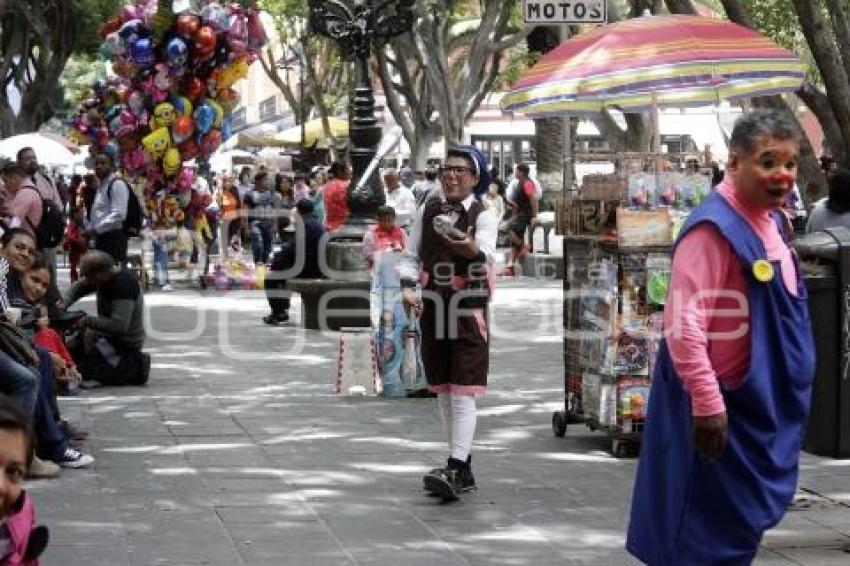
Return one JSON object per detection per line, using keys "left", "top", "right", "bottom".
{"left": 523, "top": 0, "right": 607, "bottom": 24}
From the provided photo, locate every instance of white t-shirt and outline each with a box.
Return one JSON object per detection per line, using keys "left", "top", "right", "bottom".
{"left": 384, "top": 185, "right": 417, "bottom": 227}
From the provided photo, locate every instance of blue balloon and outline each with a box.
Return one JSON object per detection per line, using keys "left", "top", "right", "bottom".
{"left": 130, "top": 37, "right": 155, "bottom": 67}
{"left": 165, "top": 37, "right": 189, "bottom": 73}
{"left": 221, "top": 115, "right": 233, "bottom": 141}
{"left": 193, "top": 102, "right": 215, "bottom": 134}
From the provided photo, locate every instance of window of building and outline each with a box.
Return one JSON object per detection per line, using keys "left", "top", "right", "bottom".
{"left": 258, "top": 96, "right": 277, "bottom": 122}
{"left": 231, "top": 107, "right": 247, "bottom": 129}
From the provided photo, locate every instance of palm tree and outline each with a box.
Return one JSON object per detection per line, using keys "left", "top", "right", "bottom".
{"left": 526, "top": 26, "right": 567, "bottom": 198}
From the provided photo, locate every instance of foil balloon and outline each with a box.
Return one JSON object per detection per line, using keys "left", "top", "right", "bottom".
{"left": 127, "top": 91, "right": 146, "bottom": 116}
{"left": 178, "top": 138, "right": 200, "bottom": 161}
{"left": 153, "top": 64, "right": 172, "bottom": 91}
{"left": 142, "top": 127, "right": 171, "bottom": 161}
{"left": 216, "top": 87, "right": 240, "bottom": 113}
{"left": 184, "top": 76, "right": 205, "bottom": 101}
{"left": 153, "top": 102, "right": 176, "bottom": 129}
{"left": 123, "top": 147, "right": 147, "bottom": 172}
{"left": 200, "top": 129, "right": 222, "bottom": 158}
{"left": 177, "top": 167, "right": 195, "bottom": 190}
{"left": 207, "top": 99, "right": 224, "bottom": 128}
{"left": 193, "top": 101, "right": 215, "bottom": 134}
{"left": 122, "top": 5, "right": 142, "bottom": 21}
{"left": 201, "top": 3, "right": 229, "bottom": 31}
{"left": 165, "top": 36, "right": 188, "bottom": 74}
{"left": 171, "top": 114, "right": 194, "bottom": 144}
{"left": 163, "top": 148, "right": 182, "bottom": 177}
{"left": 171, "top": 96, "right": 193, "bottom": 116}
{"left": 99, "top": 15, "right": 123, "bottom": 39}
{"left": 214, "top": 58, "right": 249, "bottom": 90}
{"left": 118, "top": 20, "right": 148, "bottom": 47}
{"left": 175, "top": 12, "right": 201, "bottom": 37}
{"left": 220, "top": 115, "right": 233, "bottom": 141}
{"left": 245, "top": 10, "right": 268, "bottom": 51}
{"left": 130, "top": 37, "right": 155, "bottom": 67}
{"left": 194, "top": 25, "right": 217, "bottom": 58}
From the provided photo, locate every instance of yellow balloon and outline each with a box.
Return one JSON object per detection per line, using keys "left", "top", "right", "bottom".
{"left": 163, "top": 147, "right": 181, "bottom": 176}
{"left": 208, "top": 99, "right": 224, "bottom": 128}
{"left": 142, "top": 127, "right": 171, "bottom": 161}
{"left": 216, "top": 58, "right": 249, "bottom": 90}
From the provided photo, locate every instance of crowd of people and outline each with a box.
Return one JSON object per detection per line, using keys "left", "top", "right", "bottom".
{"left": 0, "top": 142, "right": 547, "bottom": 558}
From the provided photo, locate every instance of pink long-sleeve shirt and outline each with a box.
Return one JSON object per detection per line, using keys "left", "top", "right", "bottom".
{"left": 663, "top": 179, "right": 798, "bottom": 416}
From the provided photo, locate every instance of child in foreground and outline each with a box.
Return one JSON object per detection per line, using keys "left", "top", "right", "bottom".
{"left": 0, "top": 396, "right": 49, "bottom": 564}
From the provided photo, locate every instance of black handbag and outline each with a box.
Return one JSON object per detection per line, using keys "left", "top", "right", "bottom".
{"left": 0, "top": 320, "right": 37, "bottom": 366}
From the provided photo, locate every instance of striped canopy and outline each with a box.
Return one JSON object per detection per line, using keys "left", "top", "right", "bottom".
{"left": 501, "top": 14, "right": 806, "bottom": 117}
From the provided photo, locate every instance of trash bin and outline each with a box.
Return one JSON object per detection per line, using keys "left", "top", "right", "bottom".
{"left": 795, "top": 227, "right": 850, "bottom": 458}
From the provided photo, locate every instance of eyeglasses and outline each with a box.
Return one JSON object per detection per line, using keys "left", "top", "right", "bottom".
{"left": 441, "top": 165, "right": 474, "bottom": 176}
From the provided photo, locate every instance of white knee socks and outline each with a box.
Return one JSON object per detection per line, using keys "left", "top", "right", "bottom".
{"left": 437, "top": 392, "right": 477, "bottom": 461}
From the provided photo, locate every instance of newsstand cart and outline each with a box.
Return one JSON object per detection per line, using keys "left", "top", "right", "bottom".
{"left": 553, "top": 234, "right": 672, "bottom": 458}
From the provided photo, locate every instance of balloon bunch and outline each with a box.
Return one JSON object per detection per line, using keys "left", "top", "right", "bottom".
{"left": 69, "top": 0, "right": 267, "bottom": 203}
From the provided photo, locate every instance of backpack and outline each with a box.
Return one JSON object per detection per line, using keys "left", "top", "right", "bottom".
{"left": 107, "top": 179, "right": 143, "bottom": 237}
{"left": 23, "top": 187, "right": 65, "bottom": 249}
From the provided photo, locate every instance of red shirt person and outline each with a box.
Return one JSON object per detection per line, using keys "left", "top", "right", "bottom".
{"left": 322, "top": 162, "right": 351, "bottom": 232}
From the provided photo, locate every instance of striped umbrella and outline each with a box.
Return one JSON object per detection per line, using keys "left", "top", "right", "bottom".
{"left": 501, "top": 14, "right": 806, "bottom": 117}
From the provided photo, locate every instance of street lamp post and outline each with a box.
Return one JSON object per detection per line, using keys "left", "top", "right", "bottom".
{"left": 308, "top": 0, "right": 415, "bottom": 226}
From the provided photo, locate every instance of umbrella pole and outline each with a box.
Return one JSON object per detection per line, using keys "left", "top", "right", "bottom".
{"left": 652, "top": 92, "right": 661, "bottom": 182}
{"left": 562, "top": 114, "right": 573, "bottom": 195}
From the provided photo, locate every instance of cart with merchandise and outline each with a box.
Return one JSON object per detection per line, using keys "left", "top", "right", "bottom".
{"left": 552, "top": 152, "right": 709, "bottom": 457}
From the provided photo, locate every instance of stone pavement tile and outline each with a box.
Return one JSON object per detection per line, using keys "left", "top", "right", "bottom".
{"left": 42, "top": 543, "right": 130, "bottom": 566}
{"left": 122, "top": 511, "right": 245, "bottom": 565}
{"left": 204, "top": 476, "right": 290, "bottom": 494}
{"left": 215, "top": 503, "right": 315, "bottom": 524}
{"left": 181, "top": 444, "right": 271, "bottom": 467}
{"left": 754, "top": 547, "right": 801, "bottom": 565}
{"left": 225, "top": 521, "right": 349, "bottom": 563}
{"left": 98, "top": 468, "right": 208, "bottom": 495}
{"left": 771, "top": 546, "right": 850, "bottom": 565}
{"left": 763, "top": 514, "right": 850, "bottom": 550}
{"left": 350, "top": 548, "right": 473, "bottom": 566}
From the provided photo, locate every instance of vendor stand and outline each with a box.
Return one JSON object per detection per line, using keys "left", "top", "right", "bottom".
{"left": 500, "top": 12, "right": 807, "bottom": 457}
{"left": 554, "top": 152, "right": 706, "bottom": 456}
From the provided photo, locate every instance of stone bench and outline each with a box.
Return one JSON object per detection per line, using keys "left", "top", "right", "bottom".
{"left": 285, "top": 278, "right": 371, "bottom": 331}
{"left": 529, "top": 212, "right": 556, "bottom": 255}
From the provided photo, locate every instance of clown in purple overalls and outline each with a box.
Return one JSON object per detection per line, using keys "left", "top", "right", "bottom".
{"left": 627, "top": 110, "right": 816, "bottom": 564}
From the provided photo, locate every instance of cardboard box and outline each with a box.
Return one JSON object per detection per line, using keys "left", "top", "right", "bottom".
{"left": 616, "top": 208, "right": 673, "bottom": 247}
{"left": 581, "top": 174, "right": 624, "bottom": 201}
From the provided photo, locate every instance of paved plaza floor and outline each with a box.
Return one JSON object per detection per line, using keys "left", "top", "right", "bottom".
{"left": 32, "top": 277, "right": 850, "bottom": 565}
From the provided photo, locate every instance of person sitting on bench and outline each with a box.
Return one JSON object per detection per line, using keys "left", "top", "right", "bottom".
{"left": 263, "top": 199, "right": 325, "bottom": 325}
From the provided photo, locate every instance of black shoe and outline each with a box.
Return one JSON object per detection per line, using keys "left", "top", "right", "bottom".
{"left": 423, "top": 457, "right": 476, "bottom": 499}
{"left": 263, "top": 312, "right": 289, "bottom": 325}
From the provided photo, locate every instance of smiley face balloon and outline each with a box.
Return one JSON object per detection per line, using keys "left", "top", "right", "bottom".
{"left": 142, "top": 127, "right": 171, "bottom": 161}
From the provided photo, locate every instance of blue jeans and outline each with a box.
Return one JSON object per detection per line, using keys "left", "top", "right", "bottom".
{"left": 153, "top": 240, "right": 170, "bottom": 287}
{"left": 33, "top": 348, "right": 68, "bottom": 461}
{"left": 0, "top": 350, "right": 39, "bottom": 416}
{"left": 251, "top": 222, "right": 273, "bottom": 265}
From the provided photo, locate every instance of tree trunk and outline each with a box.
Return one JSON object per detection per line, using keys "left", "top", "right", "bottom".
{"left": 303, "top": 40, "right": 338, "bottom": 161}
{"left": 408, "top": 127, "right": 440, "bottom": 170}
{"left": 791, "top": 0, "right": 850, "bottom": 166}
{"left": 527, "top": 26, "right": 564, "bottom": 183}
{"left": 718, "top": 0, "right": 828, "bottom": 198}
{"left": 0, "top": 2, "right": 78, "bottom": 137}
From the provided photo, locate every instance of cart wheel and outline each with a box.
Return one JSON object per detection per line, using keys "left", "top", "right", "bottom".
{"left": 552, "top": 411, "right": 568, "bottom": 437}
